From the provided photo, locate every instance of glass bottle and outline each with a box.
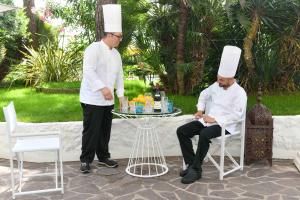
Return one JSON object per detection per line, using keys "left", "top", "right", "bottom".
{"left": 153, "top": 89, "right": 161, "bottom": 112}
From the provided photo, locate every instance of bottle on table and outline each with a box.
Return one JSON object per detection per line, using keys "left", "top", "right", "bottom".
{"left": 153, "top": 89, "right": 161, "bottom": 112}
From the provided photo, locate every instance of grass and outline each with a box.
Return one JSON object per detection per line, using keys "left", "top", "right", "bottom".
{"left": 0, "top": 87, "right": 82, "bottom": 122}
{"left": 40, "top": 81, "right": 81, "bottom": 89}
{"left": 1, "top": 80, "right": 300, "bottom": 122}
{"left": 0, "top": 80, "right": 151, "bottom": 122}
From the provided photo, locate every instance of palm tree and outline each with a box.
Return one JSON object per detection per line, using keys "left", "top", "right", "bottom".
{"left": 176, "top": 0, "right": 188, "bottom": 94}
{"left": 95, "top": 0, "right": 117, "bottom": 41}
{"left": 185, "top": 0, "right": 224, "bottom": 93}
{"left": 23, "top": 0, "right": 38, "bottom": 49}
{"left": 228, "top": 0, "right": 299, "bottom": 91}
{"left": 273, "top": 1, "right": 300, "bottom": 91}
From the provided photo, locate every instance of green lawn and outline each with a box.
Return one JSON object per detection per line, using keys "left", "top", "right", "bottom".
{"left": 1, "top": 81, "right": 300, "bottom": 122}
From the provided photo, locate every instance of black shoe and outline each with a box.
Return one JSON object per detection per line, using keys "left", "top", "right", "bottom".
{"left": 80, "top": 162, "right": 90, "bottom": 173}
{"left": 181, "top": 168, "right": 202, "bottom": 184}
{"left": 179, "top": 166, "right": 190, "bottom": 177}
{"left": 98, "top": 158, "right": 118, "bottom": 168}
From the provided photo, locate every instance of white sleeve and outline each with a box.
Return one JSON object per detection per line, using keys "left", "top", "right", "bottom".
{"left": 196, "top": 83, "right": 215, "bottom": 111}
{"left": 82, "top": 47, "right": 105, "bottom": 92}
{"left": 115, "top": 62, "right": 124, "bottom": 97}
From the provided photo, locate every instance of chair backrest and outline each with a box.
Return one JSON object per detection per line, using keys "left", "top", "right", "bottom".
{"left": 3, "top": 101, "right": 17, "bottom": 137}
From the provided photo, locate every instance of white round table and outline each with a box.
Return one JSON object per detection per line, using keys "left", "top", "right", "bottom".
{"left": 112, "top": 108, "right": 181, "bottom": 178}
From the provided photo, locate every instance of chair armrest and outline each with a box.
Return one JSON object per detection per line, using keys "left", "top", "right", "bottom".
{"left": 11, "top": 131, "right": 60, "bottom": 138}
{"left": 221, "top": 119, "right": 245, "bottom": 126}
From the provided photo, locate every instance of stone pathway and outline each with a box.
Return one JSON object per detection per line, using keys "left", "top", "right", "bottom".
{"left": 0, "top": 157, "right": 300, "bottom": 200}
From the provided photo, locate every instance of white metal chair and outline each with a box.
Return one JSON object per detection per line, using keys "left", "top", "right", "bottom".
{"left": 183, "top": 106, "right": 246, "bottom": 180}
{"left": 3, "top": 101, "right": 64, "bottom": 199}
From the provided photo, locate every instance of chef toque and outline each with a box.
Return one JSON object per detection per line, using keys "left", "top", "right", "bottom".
{"left": 102, "top": 4, "right": 122, "bottom": 33}
{"left": 218, "top": 46, "right": 241, "bottom": 78}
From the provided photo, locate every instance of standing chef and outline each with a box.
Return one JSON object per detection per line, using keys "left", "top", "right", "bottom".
{"left": 79, "top": 4, "right": 124, "bottom": 173}
{"left": 176, "top": 46, "right": 247, "bottom": 184}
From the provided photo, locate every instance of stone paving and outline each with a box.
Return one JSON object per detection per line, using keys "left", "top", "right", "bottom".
{"left": 0, "top": 157, "right": 300, "bottom": 200}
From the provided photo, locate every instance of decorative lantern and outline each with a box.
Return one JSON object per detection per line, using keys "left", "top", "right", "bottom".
{"left": 245, "top": 87, "right": 273, "bottom": 166}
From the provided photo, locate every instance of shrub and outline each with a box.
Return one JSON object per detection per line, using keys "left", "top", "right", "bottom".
{"left": 7, "top": 41, "right": 82, "bottom": 86}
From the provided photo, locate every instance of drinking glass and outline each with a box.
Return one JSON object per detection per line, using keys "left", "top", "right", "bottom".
{"left": 167, "top": 100, "right": 174, "bottom": 113}
{"left": 121, "top": 96, "right": 128, "bottom": 113}
{"left": 160, "top": 91, "right": 166, "bottom": 98}
{"left": 129, "top": 101, "right": 136, "bottom": 113}
{"left": 161, "top": 97, "right": 168, "bottom": 113}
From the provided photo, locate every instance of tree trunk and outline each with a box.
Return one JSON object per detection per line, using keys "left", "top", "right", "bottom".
{"left": 23, "top": 0, "right": 38, "bottom": 49}
{"left": 189, "top": 51, "right": 207, "bottom": 92}
{"left": 176, "top": 0, "right": 188, "bottom": 95}
{"left": 95, "top": 0, "right": 117, "bottom": 41}
{"left": 242, "top": 11, "right": 260, "bottom": 87}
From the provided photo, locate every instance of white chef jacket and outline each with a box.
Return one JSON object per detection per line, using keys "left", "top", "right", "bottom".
{"left": 196, "top": 81, "right": 247, "bottom": 134}
{"left": 80, "top": 40, "right": 124, "bottom": 106}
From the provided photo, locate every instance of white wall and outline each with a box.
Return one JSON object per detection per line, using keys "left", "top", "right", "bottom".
{"left": 0, "top": 115, "right": 299, "bottom": 162}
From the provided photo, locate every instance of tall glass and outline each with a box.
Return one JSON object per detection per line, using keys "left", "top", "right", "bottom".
{"left": 144, "top": 92, "right": 153, "bottom": 113}
{"left": 161, "top": 96, "right": 168, "bottom": 113}
{"left": 160, "top": 91, "right": 166, "bottom": 98}
{"left": 129, "top": 101, "right": 136, "bottom": 113}
{"left": 121, "top": 96, "right": 128, "bottom": 113}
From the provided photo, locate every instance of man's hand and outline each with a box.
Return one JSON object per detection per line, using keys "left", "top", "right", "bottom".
{"left": 194, "top": 111, "right": 203, "bottom": 119}
{"left": 203, "top": 115, "right": 216, "bottom": 123}
{"left": 100, "top": 87, "right": 113, "bottom": 100}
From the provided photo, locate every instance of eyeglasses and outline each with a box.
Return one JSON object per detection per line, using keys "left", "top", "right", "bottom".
{"left": 111, "top": 33, "right": 123, "bottom": 40}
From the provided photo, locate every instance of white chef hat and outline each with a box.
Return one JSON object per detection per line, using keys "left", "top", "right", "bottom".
{"left": 102, "top": 4, "right": 122, "bottom": 33}
{"left": 218, "top": 45, "right": 242, "bottom": 78}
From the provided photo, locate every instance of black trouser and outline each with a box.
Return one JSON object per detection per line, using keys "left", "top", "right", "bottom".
{"left": 177, "top": 121, "right": 229, "bottom": 170}
{"left": 80, "top": 103, "right": 114, "bottom": 163}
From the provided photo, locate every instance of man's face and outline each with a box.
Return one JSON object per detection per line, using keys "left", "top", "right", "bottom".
{"left": 217, "top": 75, "right": 232, "bottom": 89}
{"left": 109, "top": 32, "right": 123, "bottom": 47}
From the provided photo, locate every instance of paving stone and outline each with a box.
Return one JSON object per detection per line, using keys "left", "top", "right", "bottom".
{"left": 227, "top": 175, "right": 258, "bottom": 185}
{"left": 240, "top": 182, "right": 284, "bottom": 195}
{"left": 90, "top": 193, "right": 114, "bottom": 200}
{"left": 268, "top": 171, "right": 300, "bottom": 178}
{"left": 136, "top": 189, "right": 166, "bottom": 200}
{"left": 152, "top": 182, "right": 177, "bottom": 192}
{"left": 49, "top": 190, "right": 78, "bottom": 200}
{"left": 113, "top": 193, "right": 136, "bottom": 200}
{"left": 209, "top": 190, "right": 238, "bottom": 198}
{"left": 279, "top": 188, "right": 300, "bottom": 196}
{"left": 174, "top": 189, "right": 201, "bottom": 200}
{"left": 227, "top": 187, "right": 245, "bottom": 194}
{"left": 202, "top": 197, "right": 228, "bottom": 200}
{"left": 70, "top": 183, "right": 101, "bottom": 194}
{"left": 224, "top": 182, "right": 243, "bottom": 189}
{"left": 96, "top": 167, "right": 121, "bottom": 176}
{"left": 253, "top": 176, "right": 278, "bottom": 182}
{"left": 1, "top": 157, "right": 300, "bottom": 200}
{"left": 168, "top": 178, "right": 190, "bottom": 190}
{"left": 281, "top": 195, "right": 299, "bottom": 200}
{"left": 186, "top": 182, "right": 208, "bottom": 196}
{"left": 266, "top": 195, "right": 281, "bottom": 200}
{"left": 21, "top": 181, "right": 56, "bottom": 191}
{"left": 208, "top": 183, "right": 224, "bottom": 190}
{"left": 246, "top": 168, "right": 274, "bottom": 178}
{"left": 68, "top": 174, "right": 108, "bottom": 188}
{"left": 104, "top": 182, "right": 144, "bottom": 197}
{"left": 65, "top": 193, "right": 94, "bottom": 200}
{"left": 275, "top": 179, "right": 300, "bottom": 187}
{"left": 241, "top": 192, "right": 264, "bottom": 199}
{"left": 159, "top": 191, "right": 179, "bottom": 200}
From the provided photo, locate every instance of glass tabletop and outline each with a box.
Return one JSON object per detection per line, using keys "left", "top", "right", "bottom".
{"left": 112, "top": 107, "right": 182, "bottom": 117}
